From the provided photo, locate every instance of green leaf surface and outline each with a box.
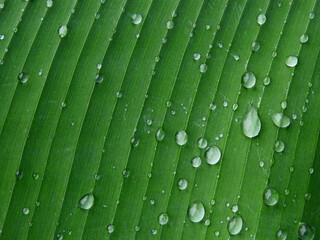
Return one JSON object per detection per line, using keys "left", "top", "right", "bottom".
{"left": 0, "top": 0, "right": 319, "bottom": 240}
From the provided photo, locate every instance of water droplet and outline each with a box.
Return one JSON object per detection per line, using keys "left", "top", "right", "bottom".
{"left": 276, "top": 229, "right": 288, "bottom": 240}
{"left": 242, "top": 72, "right": 256, "bottom": 88}
{"left": 193, "top": 52, "right": 201, "bottom": 61}
{"left": 257, "top": 13, "right": 266, "bottom": 25}
{"left": 134, "top": 225, "right": 140, "bottom": 231}
{"left": 151, "top": 229, "right": 157, "bottom": 235}
{"left": 197, "top": 137, "right": 208, "bottom": 149}
{"left": 46, "top": 0, "right": 53, "bottom": 7}
{"left": 32, "top": 173, "right": 39, "bottom": 180}
{"left": 107, "top": 224, "right": 114, "bottom": 234}
{"left": 175, "top": 130, "right": 188, "bottom": 146}
{"left": 205, "top": 146, "right": 221, "bottom": 165}
{"left": 200, "top": 63, "right": 208, "bottom": 73}
{"left": 280, "top": 100, "right": 287, "bottom": 109}
{"left": 131, "top": 14, "right": 142, "bottom": 25}
{"left": 241, "top": 106, "right": 261, "bottom": 138}
{"left": 233, "top": 55, "right": 240, "bottom": 61}
{"left": 223, "top": 101, "right": 228, "bottom": 107}
{"left": 274, "top": 140, "right": 285, "bottom": 152}
{"left": 188, "top": 201, "right": 205, "bottom": 223}
{"left": 262, "top": 77, "right": 270, "bottom": 86}
{"left": 131, "top": 137, "right": 139, "bottom": 147}
{"left": 228, "top": 215, "right": 243, "bottom": 236}
{"left": 309, "top": 168, "right": 314, "bottom": 174}
{"left": 284, "top": 189, "right": 289, "bottom": 195}
{"left": 16, "top": 170, "right": 23, "bottom": 179}
{"left": 298, "top": 223, "right": 315, "bottom": 240}
{"left": 155, "top": 128, "right": 165, "bottom": 141}
{"left": 263, "top": 187, "right": 279, "bottom": 206}
{"left": 158, "top": 213, "right": 169, "bottom": 225}
{"left": 122, "top": 169, "right": 130, "bottom": 178}
{"left": 0, "top": 3, "right": 4, "bottom": 9}
{"left": 79, "top": 193, "right": 94, "bottom": 210}
{"left": 271, "top": 113, "right": 291, "bottom": 128}
{"left": 304, "top": 193, "right": 311, "bottom": 200}
{"left": 251, "top": 41, "right": 260, "bottom": 52}
{"left": 22, "top": 207, "right": 29, "bottom": 215}
{"left": 300, "top": 34, "right": 309, "bottom": 43}
{"left": 95, "top": 73, "right": 103, "bottom": 84}
{"left": 58, "top": 24, "right": 67, "bottom": 38}
{"left": 191, "top": 156, "right": 201, "bottom": 168}
{"left": 232, "top": 103, "right": 238, "bottom": 111}
{"left": 285, "top": 56, "right": 298, "bottom": 67}
{"left": 0, "top": 34, "right": 4, "bottom": 40}
{"left": 232, "top": 205, "right": 238, "bottom": 213}
{"left": 177, "top": 178, "right": 188, "bottom": 190}
{"left": 209, "top": 103, "right": 216, "bottom": 110}
{"left": 146, "top": 119, "right": 152, "bottom": 126}
{"left": 18, "top": 72, "right": 28, "bottom": 83}
{"left": 309, "top": 12, "right": 315, "bottom": 19}
{"left": 166, "top": 20, "right": 174, "bottom": 29}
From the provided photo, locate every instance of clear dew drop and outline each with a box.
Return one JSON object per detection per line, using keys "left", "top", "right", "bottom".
{"left": 276, "top": 229, "right": 288, "bottom": 240}
{"left": 131, "top": 137, "right": 139, "bottom": 147}
{"left": 205, "top": 146, "right": 221, "bottom": 165}
{"left": 197, "top": 137, "right": 208, "bottom": 149}
{"left": 232, "top": 205, "right": 239, "bottom": 213}
{"left": 271, "top": 112, "right": 291, "bottom": 128}
{"left": 242, "top": 72, "right": 256, "bottom": 88}
{"left": 204, "top": 219, "right": 211, "bottom": 226}
{"left": 95, "top": 73, "right": 103, "bottom": 84}
{"left": 158, "top": 213, "right": 169, "bottom": 225}
{"left": 251, "top": 41, "right": 260, "bottom": 52}
{"left": 46, "top": 0, "right": 53, "bottom": 7}
{"left": 257, "top": 13, "right": 266, "bottom": 25}
{"left": 274, "top": 140, "right": 285, "bottom": 153}
{"left": 227, "top": 215, "right": 243, "bottom": 236}
{"left": 131, "top": 13, "right": 142, "bottom": 25}
{"left": 263, "top": 187, "right": 279, "bottom": 206}
{"left": 107, "top": 224, "right": 114, "bottom": 234}
{"left": 188, "top": 201, "right": 205, "bottom": 223}
{"left": 0, "top": 34, "right": 4, "bottom": 40}
{"left": 175, "top": 130, "right": 188, "bottom": 146}
{"left": 155, "top": 128, "right": 165, "bottom": 142}
{"left": 151, "top": 229, "right": 157, "bottom": 235}
{"left": 209, "top": 103, "right": 216, "bottom": 111}
{"left": 199, "top": 63, "right": 208, "bottom": 73}
{"left": 285, "top": 56, "right": 298, "bottom": 67}
{"left": 191, "top": 156, "right": 201, "bottom": 168}
{"left": 0, "top": 3, "right": 4, "bottom": 9}
{"left": 280, "top": 100, "right": 287, "bottom": 109}
{"left": 177, "top": 178, "right": 188, "bottom": 190}
{"left": 58, "top": 24, "right": 67, "bottom": 38}
{"left": 263, "top": 77, "right": 271, "bottom": 86}
{"left": 22, "top": 207, "right": 29, "bottom": 215}
{"left": 79, "top": 193, "right": 94, "bottom": 210}
{"left": 18, "top": 72, "right": 28, "bottom": 83}
{"left": 298, "top": 222, "right": 315, "bottom": 240}
{"left": 309, "top": 12, "right": 315, "bottom": 19}
{"left": 241, "top": 106, "right": 261, "bottom": 138}
{"left": 16, "top": 170, "right": 23, "bottom": 179}
{"left": 166, "top": 20, "right": 174, "bottom": 30}
{"left": 193, "top": 52, "right": 201, "bottom": 61}
{"left": 300, "top": 34, "right": 309, "bottom": 44}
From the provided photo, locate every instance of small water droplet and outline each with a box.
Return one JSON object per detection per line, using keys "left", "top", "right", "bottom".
{"left": 298, "top": 222, "right": 315, "bottom": 240}
{"left": 197, "top": 137, "right": 208, "bottom": 149}
{"left": 32, "top": 173, "right": 39, "bottom": 180}
{"left": 79, "top": 193, "right": 94, "bottom": 210}
{"left": 166, "top": 20, "right": 174, "bottom": 29}
{"left": 191, "top": 156, "right": 201, "bottom": 168}
{"left": 309, "top": 167, "right": 314, "bottom": 174}
{"left": 16, "top": 170, "right": 23, "bottom": 179}
{"left": 175, "top": 130, "right": 188, "bottom": 146}
{"left": 134, "top": 225, "right": 140, "bottom": 231}
{"left": 300, "top": 33, "right": 309, "bottom": 44}
{"left": 131, "top": 14, "right": 142, "bottom": 25}
{"left": 241, "top": 106, "right": 261, "bottom": 138}
{"left": 232, "top": 205, "right": 238, "bottom": 213}
{"left": 276, "top": 229, "right": 287, "bottom": 240}
{"left": 271, "top": 113, "right": 291, "bottom": 128}
{"left": 131, "top": 137, "right": 139, "bottom": 147}
{"left": 263, "top": 187, "right": 279, "bottom": 206}
{"left": 251, "top": 41, "right": 260, "bottom": 52}
{"left": 188, "top": 201, "right": 205, "bottom": 223}
{"left": 193, "top": 52, "right": 201, "bottom": 61}
{"left": 151, "top": 229, "right": 157, "bottom": 235}
{"left": 205, "top": 146, "right": 221, "bottom": 165}
{"left": 309, "top": 12, "right": 315, "bottom": 19}
{"left": 107, "top": 224, "right": 114, "bottom": 234}
{"left": 95, "top": 73, "right": 103, "bottom": 84}
{"left": 280, "top": 100, "right": 287, "bottom": 109}
{"left": 274, "top": 140, "right": 285, "bottom": 153}
{"left": 263, "top": 77, "right": 271, "bottom": 86}
{"left": 18, "top": 72, "right": 28, "bottom": 83}
{"left": 177, "top": 178, "right": 188, "bottom": 190}
{"left": 155, "top": 128, "right": 165, "bottom": 141}
{"left": 0, "top": 34, "right": 4, "bottom": 40}
{"left": 242, "top": 72, "right": 256, "bottom": 88}
{"left": 158, "top": 213, "right": 169, "bottom": 225}
{"left": 257, "top": 13, "right": 266, "bottom": 25}
{"left": 46, "top": 0, "right": 53, "bottom": 7}
{"left": 285, "top": 56, "right": 298, "bottom": 67}
{"left": 209, "top": 103, "right": 216, "bottom": 110}
{"left": 199, "top": 63, "right": 208, "bottom": 73}
{"left": 58, "top": 24, "right": 67, "bottom": 38}
{"left": 232, "top": 103, "right": 238, "bottom": 111}
{"left": 228, "top": 215, "right": 243, "bottom": 236}
{"left": 22, "top": 207, "right": 29, "bottom": 215}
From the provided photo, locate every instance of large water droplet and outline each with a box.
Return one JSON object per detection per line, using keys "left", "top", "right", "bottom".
{"left": 158, "top": 213, "right": 169, "bottom": 225}
{"left": 241, "top": 106, "right": 261, "bottom": 138}
{"left": 257, "top": 14, "right": 266, "bottom": 25}
{"left": 276, "top": 229, "right": 288, "bottom": 240}
{"left": 156, "top": 128, "right": 165, "bottom": 141}
{"left": 298, "top": 223, "right": 315, "bottom": 240}
{"left": 175, "top": 130, "right": 188, "bottom": 146}
{"left": 188, "top": 201, "right": 205, "bottom": 223}
{"left": 193, "top": 53, "right": 201, "bottom": 61}
{"left": 197, "top": 137, "right": 208, "bottom": 149}
{"left": 228, "top": 215, "right": 243, "bottom": 236}
{"left": 177, "top": 178, "right": 188, "bottom": 190}
{"left": 46, "top": 0, "right": 53, "bottom": 7}
{"left": 131, "top": 14, "right": 142, "bottom": 25}
{"left": 242, "top": 72, "right": 256, "bottom": 88}
{"left": 79, "top": 193, "right": 94, "bottom": 210}
{"left": 22, "top": 207, "right": 29, "bottom": 215}
{"left": 271, "top": 113, "right": 291, "bottom": 128}
{"left": 263, "top": 187, "right": 279, "bottom": 206}
{"left": 58, "top": 24, "right": 67, "bottom": 38}
{"left": 274, "top": 140, "right": 285, "bottom": 153}
{"left": 285, "top": 56, "right": 298, "bottom": 67}
{"left": 205, "top": 146, "right": 221, "bottom": 165}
